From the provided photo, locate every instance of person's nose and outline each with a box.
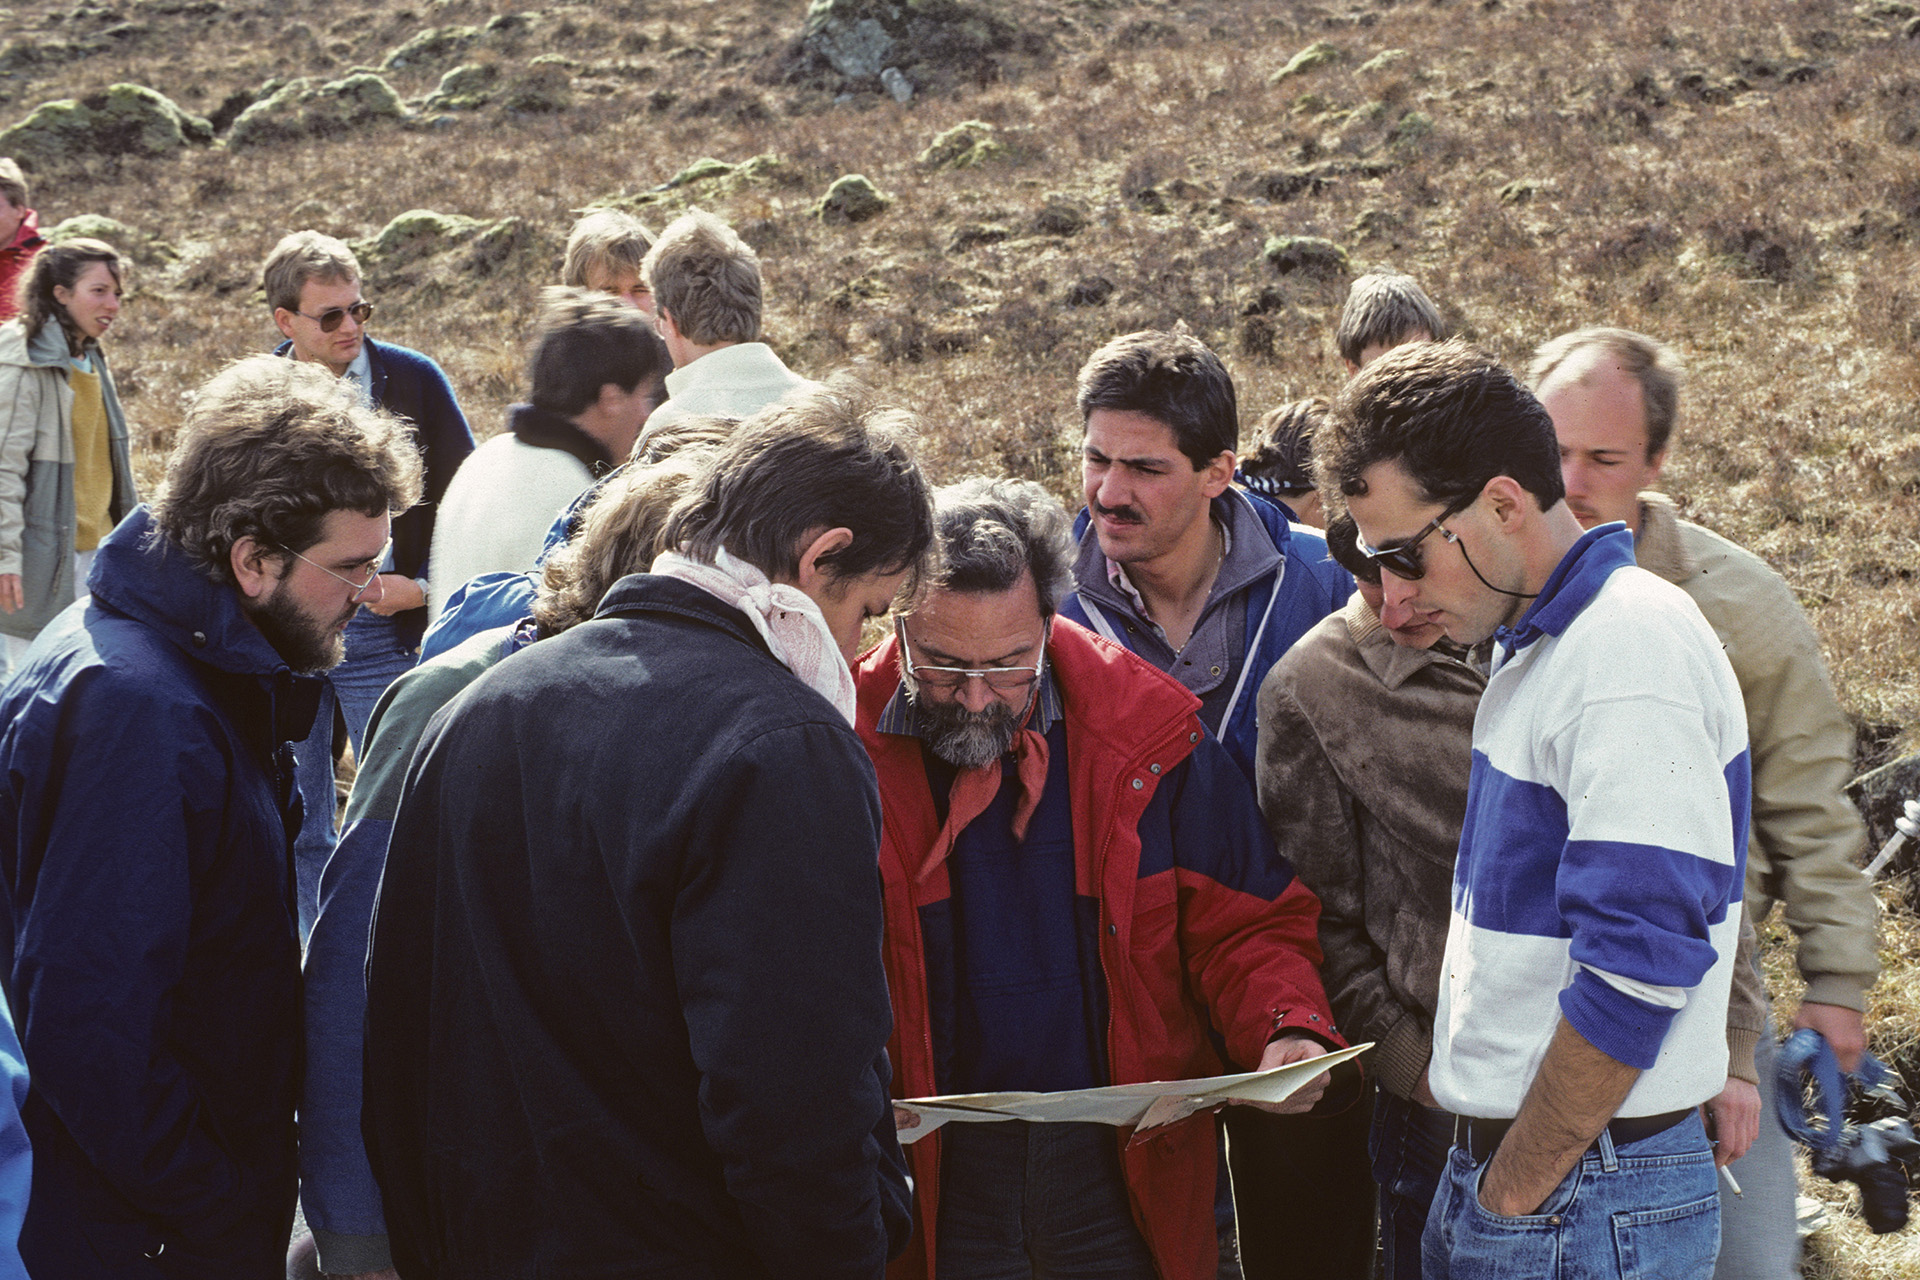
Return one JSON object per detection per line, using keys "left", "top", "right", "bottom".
{"left": 1380, "top": 571, "right": 1419, "bottom": 614}
{"left": 358, "top": 572, "right": 386, "bottom": 605}
{"left": 1561, "top": 457, "right": 1589, "bottom": 502}
{"left": 1380, "top": 595, "right": 1418, "bottom": 631}
{"left": 956, "top": 675, "right": 997, "bottom": 714}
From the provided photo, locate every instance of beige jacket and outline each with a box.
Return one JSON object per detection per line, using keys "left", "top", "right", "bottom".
{"left": 1260, "top": 594, "right": 1767, "bottom": 1098}
{"left": 1635, "top": 493, "right": 1880, "bottom": 1010}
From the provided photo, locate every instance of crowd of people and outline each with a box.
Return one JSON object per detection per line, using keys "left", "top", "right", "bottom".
{"left": 0, "top": 171, "right": 1883, "bottom": 1280}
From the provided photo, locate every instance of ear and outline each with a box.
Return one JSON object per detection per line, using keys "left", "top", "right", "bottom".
{"left": 793, "top": 526, "right": 855, "bottom": 595}
{"left": 1646, "top": 447, "right": 1668, "bottom": 488}
{"left": 1342, "top": 358, "right": 1360, "bottom": 378}
{"left": 1198, "top": 450, "right": 1235, "bottom": 499}
{"left": 230, "top": 535, "right": 285, "bottom": 601}
{"left": 52, "top": 284, "right": 73, "bottom": 310}
{"left": 272, "top": 307, "right": 298, "bottom": 344}
{"left": 1481, "top": 476, "right": 1531, "bottom": 533}
{"left": 654, "top": 306, "right": 680, "bottom": 344}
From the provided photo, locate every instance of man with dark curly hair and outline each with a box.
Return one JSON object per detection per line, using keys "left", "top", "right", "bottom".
{"left": 0, "top": 354, "right": 422, "bottom": 1280}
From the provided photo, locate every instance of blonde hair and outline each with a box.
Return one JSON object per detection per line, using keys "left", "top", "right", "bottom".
{"left": 262, "top": 230, "right": 360, "bottom": 315}
{"left": 640, "top": 208, "right": 762, "bottom": 346}
{"left": 561, "top": 209, "right": 653, "bottom": 290}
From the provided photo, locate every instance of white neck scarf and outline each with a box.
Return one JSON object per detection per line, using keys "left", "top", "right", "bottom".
{"left": 650, "top": 547, "right": 857, "bottom": 726}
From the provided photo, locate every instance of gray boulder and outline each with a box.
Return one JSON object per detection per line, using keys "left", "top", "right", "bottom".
{"left": 383, "top": 26, "right": 481, "bottom": 72}
{"left": 45, "top": 213, "right": 177, "bottom": 265}
{"left": 424, "top": 63, "right": 498, "bottom": 111}
{"left": 1263, "top": 235, "right": 1350, "bottom": 277}
{"left": 800, "top": 0, "right": 1020, "bottom": 85}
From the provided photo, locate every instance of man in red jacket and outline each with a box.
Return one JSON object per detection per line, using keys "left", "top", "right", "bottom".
{"left": 857, "top": 476, "right": 1344, "bottom": 1280}
{"left": 0, "top": 160, "right": 42, "bottom": 320}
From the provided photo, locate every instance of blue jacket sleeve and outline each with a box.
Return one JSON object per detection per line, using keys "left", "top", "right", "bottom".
{"left": 10, "top": 679, "right": 252, "bottom": 1240}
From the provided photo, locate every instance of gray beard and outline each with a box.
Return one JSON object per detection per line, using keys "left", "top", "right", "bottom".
{"left": 907, "top": 686, "right": 1022, "bottom": 769}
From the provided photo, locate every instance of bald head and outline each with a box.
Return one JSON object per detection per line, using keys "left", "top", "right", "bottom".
{"left": 1536, "top": 343, "right": 1664, "bottom": 532}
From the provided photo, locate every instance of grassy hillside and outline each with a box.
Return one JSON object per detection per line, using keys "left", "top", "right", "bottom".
{"left": 4, "top": 0, "right": 1920, "bottom": 1270}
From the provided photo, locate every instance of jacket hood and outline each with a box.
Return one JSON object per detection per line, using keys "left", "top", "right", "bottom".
{"left": 0, "top": 317, "right": 70, "bottom": 369}
{"left": 89, "top": 506, "right": 305, "bottom": 680}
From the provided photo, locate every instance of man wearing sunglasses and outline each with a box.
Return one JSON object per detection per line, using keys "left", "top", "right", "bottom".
{"left": 0, "top": 356, "right": 422, "bottom": 1278}
{"left": 1320, "top": 339, "right": 1750, "bottom": 1280}
{"left": 1532, "top": 326, "right": 1879, "bottom": 1280}
{"left": 262, "top": 232, "right": 475, "bottom": 944}
{"left": 856, "top": 477, "right": 1344, "bottom": 1280}
{"left": 1257, "top": 517, "right": 1770, "bottom": 1280}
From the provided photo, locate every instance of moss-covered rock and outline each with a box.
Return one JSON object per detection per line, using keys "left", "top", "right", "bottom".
{"left": 362, "top": 208, "right": 487, "bottom": 264}
{"left": 423, "top": 63, "right": 498, "bottom": 111}
{"left": 1269, "top": 41, "right": 1343, "bottom": 84}
{"left": 669, "top": 156, "right": 737, "bottom": 187}
{"left": 919, "top": 119, "right": 1005, "bottom": 169}
{"left": 818, "top": 173, "right": 890, "bottom": 225}
{"left": 1033, "top": 198, "right": 1088, "bottom": 237}
{"left": 383, "top": 25, "right": 481, "bottom": 71}
{"left": 0, "top": 83, "right": 213, "bottom": 167}
{"left": 45, "top": 213, "right": 177, "bottom": 265}
{"left": 228, "top": 73, "right": 405, "bottom": 148}
{"left": 1262, "top": 235, "right": 1350, "bottom": 277}
{"left": 1357, "top": 48, "right": 1410, "bottom": 75}
{"left": 501, "top": 60, "right": 571, "bottom": 113}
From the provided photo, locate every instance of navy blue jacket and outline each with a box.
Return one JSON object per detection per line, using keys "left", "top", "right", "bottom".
{"left": 364, "top": 575, "right": 912, "bottom": 1278}
{"left": 1062, "top": 489, "right": 1352, "bottom": 783}
{"left": 274, "top": 336, "right": 475, "bottom": 648}
{"left": 0, "top": 508, "right": 316, "bottom": 1278}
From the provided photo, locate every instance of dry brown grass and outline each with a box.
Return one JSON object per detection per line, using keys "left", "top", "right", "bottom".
{"left": 8, "top": 0, "right": 1920, "bottom": 1269}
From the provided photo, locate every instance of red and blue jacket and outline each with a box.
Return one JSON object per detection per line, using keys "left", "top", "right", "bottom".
{"left": 855, "top": 619, "right": 1341, "bottom": 1280}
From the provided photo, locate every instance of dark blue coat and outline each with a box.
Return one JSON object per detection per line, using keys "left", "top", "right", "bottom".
{"left": 0, "top": 508, "right": 316, "bottom": 1278}
{"left": 274, "top": 336, "right": 475, "bottom": 648}
{"left": 364, "top": 575, "right": 911, "bottom": 1278}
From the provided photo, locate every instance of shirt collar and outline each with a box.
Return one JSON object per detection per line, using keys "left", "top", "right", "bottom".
{"left": 878, "top": 666, "right": 1063, "bottom": 740}
{"left": 341, "top": 343, "right": 373, "bottom": 407}
{"left": 1091, "top": 490, "right": 1279, "bottom": 640}
{"left": 1494, "top": 522, "right": 1637, "bottom": 658}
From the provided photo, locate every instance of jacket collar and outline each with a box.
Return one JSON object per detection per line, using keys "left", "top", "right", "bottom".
{"left": 5, "top": 209, "right": 39, "bottom": 253}
{"left": 1070, "top": 488, "right": 1285, "bottom": 620}
{"left": 90, "top": 507, "right": 299, "bottom": 678}
{"left": 507, "top": 402, "right": 614, "bottom": 476}
{"left": 270, "top": 334, "right": 390, "bottom": 401}
{"left": 1494, "top": 523, "right": 1637, "bottom": 657}
{"left": 25, "top": 317, "right": 80, "bottom": 368}
{"left": 1632, "top": 491, "right": 1696, "bottom": 586}
{"left": 1343, "top": 594, "right": 1465, "bottom": 691}
{"left": 592, "top": 572, "right": 773, "bottom": 659}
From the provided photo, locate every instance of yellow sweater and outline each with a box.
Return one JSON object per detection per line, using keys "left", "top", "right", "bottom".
{"left": 68, "top": 363, "right": 111, "bottom": 551}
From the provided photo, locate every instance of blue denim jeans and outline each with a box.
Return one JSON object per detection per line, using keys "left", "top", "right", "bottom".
{"left": 937, "top": 1121, "right": 1158, "bottom": 1278}
{"left": 290, "top": 610, "right": 417, "bottom": 936}
{"left": 1371, "top": 1089, "right": 1457, "bottom": 1280}
{"left": 1422, "top": 1110, "right": 1719, "bottom": 1280}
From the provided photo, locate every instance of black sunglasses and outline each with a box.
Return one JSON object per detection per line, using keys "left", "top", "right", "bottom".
{"left": 1358, "top": 492, "right": 1477, "bottom": 581}
{"left": 296, "top": 301, "right": 373, "bottom": 333}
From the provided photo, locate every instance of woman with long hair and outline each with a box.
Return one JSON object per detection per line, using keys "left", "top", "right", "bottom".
{"left": 0, "top": 237, "right": 137, "bottom": 669}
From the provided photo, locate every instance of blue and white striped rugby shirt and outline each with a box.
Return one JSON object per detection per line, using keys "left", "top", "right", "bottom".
{"left": 1430, "top": 524, "right": 1751, "bottom": 1120}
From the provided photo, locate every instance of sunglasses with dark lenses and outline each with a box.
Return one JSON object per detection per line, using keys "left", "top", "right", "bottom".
{"left": 1358, "top": 493, "right": 1476, "bottom": 582}
{"left": 297, "top": 301, "right": 374, "bottom": 333}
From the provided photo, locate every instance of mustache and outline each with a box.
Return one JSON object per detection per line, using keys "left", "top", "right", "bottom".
{"left": 1092, "top": 499, "right": 1144, "bottom": 524}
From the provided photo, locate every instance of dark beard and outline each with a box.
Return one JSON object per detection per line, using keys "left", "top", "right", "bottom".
{"left": 247, "top": 583, "right": 351, "bottom": 675}
{"left": 907, "top": 686, "right": 1022, "bottom": 769}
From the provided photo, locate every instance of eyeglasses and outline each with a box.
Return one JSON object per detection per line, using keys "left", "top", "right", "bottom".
{"left": 1357, "top": 493, "right": 1476, "bottom": 581}
{"left": 295, "top": 301, "right": 374, "bottom": 333}
{"left": 284, "top": 539, "right": 390, "bottom": 600}
{"left": 897, "top": 617, "right": 1049, "bottom": 693}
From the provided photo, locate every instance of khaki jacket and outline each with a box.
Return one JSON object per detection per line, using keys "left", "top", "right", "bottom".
{"left": 1635, "top": 493, "right": 1879, "bottom": 1010}
{"left": 1259, "top": 594, "right": 1767, "bottom": 1097}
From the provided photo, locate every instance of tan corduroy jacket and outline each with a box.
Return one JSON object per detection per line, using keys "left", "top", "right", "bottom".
{"left": 1259, "top": 594, "right": 1767, "bottom": 1100}
{"left": 1635, "top": 493, "right": 1880, "bottom": 1011}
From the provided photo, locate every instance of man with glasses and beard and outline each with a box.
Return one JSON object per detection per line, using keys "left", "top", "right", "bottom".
{"left": 0, "top": 355, "right": 421, "bottom": 1279}
{"left": 1320, "top": 340, "right": 1749, "bottom": 1280}
{"left": 855, "top": 476, "right": 1344, "bottom": 1280}
{"left": 263, "top": 229, "right": 474, "bottom": 935}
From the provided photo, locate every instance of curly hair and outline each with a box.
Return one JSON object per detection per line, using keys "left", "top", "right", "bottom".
{"left": 19, "top": 238, "right": 122, "bottom": 351}
{"left": 149, "top": 356, "right": 424, "bottom": 584}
